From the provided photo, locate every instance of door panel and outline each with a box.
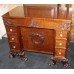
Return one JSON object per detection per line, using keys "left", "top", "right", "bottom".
{"left": 21, "top": 27, "right": 55, "bottom": 53}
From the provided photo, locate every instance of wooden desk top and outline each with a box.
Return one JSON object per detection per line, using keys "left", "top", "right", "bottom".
{"left": 2, "top": 6, "right": 71, "bottom": 31}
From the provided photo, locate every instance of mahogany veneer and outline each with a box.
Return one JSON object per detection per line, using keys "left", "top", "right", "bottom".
{"left": 2, "top": 5, "right": 71, "bottom": 67}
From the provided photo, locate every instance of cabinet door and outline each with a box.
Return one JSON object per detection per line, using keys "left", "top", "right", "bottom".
{"left": 21, "top": 27, "right": 55, "bottom": 54}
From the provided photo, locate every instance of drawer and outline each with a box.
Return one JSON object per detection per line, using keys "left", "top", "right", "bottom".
{"left": 55, "top": 48, "right": 66, "bottom": 57}
{"left": 6, "top": 26, "right": 17, "bottom": 33}
{"left": 9, "top": 42, "right": 20, "bottom": 51}
{"left": 56, "top": 31, "right": 67, "bottom": 39}
{"left": 8, "top": 34, "right": 19, "bottom": 43}
{"left": 55, "top": 39, "right": 67, "bottom": 48}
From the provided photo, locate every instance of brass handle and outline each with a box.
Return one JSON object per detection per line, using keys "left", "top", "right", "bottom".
{"left": 30, "top": 33, "right": 44, "bottom": 47}
{"left": 11, "top": 38, "right": 14, "bottom": 40}
{"left": 10, "top": 29, "right": 13, "bottom": 32}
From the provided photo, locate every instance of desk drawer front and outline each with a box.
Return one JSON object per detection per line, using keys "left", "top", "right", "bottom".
{"left": 55, "top": 40, "right": 67, "bottom": 48}
{"left": 56, "top": 31, "right": 67, "bottom": 39}
{"left": 5, "top": 25, "right": 22, "bottom": 53}
{"left": 55, "top": 48, "right": 66, "bottom": 57}
{"left": 6, "top": 26, "right": 17, "bottom": 33}
{"left": 8, "top": 34, "right": 19, "bottom": 43}
{"left": 9, "top": 42, "right": 20, "bottom": 51}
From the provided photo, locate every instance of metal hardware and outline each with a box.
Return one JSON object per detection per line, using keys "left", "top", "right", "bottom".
{"left": 59, "top": 52, "right": 61, "bottom": 55}
{"left": 10, "top": 29, "right": 13, "bottom": 32}
{"left": 13, "top": 46, "right": 16, "bottom": 48}
{"left": 59, "top": 43, "right": 62, "bottom": 45}
{"left": 60, "top": 34, "right": 63, "bottom": 37}
{"left": 11, "top": 38, "right": 14, "bottom": 40}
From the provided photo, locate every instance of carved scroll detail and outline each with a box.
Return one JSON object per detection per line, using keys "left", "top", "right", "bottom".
{"left": 56, "top": 22, "right": 70, "bottom": 30}
{"left": 61, "top": 23, "right": 70, "bottom": 30}
{"left": 30, "top": 33, "right": 45, "bottom": 47}
{"left": 3, "top": 18, "right": 13, "bottom": 25}
{"left": 28, "top": 19, "right": 39, "bottom": 28}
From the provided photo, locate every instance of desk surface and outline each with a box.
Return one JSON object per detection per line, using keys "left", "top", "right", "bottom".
{"left": 2, "top": 6, "right": 71, "bottom": 31}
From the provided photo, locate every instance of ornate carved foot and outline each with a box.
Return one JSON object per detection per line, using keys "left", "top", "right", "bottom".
{"left": 19, "top": 52, "right": 28, "bottom": 61}
{"left": 49, "top": 59, "right": 56, "bottom": 66}
{"left": 61, "top": 60, "right": 70, "bottom": 68}
{"left": 20, "top": 55, "right": 28, "bottom": 61}
{"left": 9, "top": 52, "right": 15, "bottom": 58}
{"left": 9, "top": 51, "right": 27, "bottom": 61}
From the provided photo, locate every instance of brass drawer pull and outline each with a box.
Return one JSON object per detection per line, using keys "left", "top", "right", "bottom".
{"left": 59, "top": 43, "right": 62, "bottom": 45}
{"left": 10, "top": 29, "right": 13, "bottom": 32}
{"left": 60, "top": 34, "right": 63, "bottom": 37}
{"left": 59, "top": 52, "right": 61, "bottom": 55}
{"left": 11, "top": 38, "right": 15, "bottom": 40}
{"left": 13, "top": 46, "right": 16, "bottom": 49}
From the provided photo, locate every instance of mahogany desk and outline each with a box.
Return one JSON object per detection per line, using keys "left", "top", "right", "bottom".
{"left": 2, "top": 6, "right": 71, "bottom": 67}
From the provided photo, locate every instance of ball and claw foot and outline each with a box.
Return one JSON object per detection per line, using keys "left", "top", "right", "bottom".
{"left": 63, "top": 63, "right": 69, "bottom": 68}
{"left": 62, "top": 61, "right": 70, "bottom": 68}
{"left": 19, "top": 52, "right": 28, "bottom": 61}
{"left": 20, "top": 55, "right": 28, "bottom": 61}
{"left": 9, "top": 53, "right": 15, "bottom": 58}
{"left": 49, "top": 60, "right": 56, "bottom": 66}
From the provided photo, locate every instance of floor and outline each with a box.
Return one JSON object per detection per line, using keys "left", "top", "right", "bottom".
{"left": 0, "top": 37, "right": 74, "bottom": 69}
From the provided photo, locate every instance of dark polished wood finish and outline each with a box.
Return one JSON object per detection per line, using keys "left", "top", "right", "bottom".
{"left": 2, "top": 5, "right": 71, "bottom": 67}
{"left": 21, "top": 27, "right": 55, "bottom": 54}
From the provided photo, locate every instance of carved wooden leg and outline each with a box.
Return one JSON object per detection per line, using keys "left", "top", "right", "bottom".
{"left": 49, "top": 59, "right": 57, "bottom": 66}
{"left": 9, "top": 51, "right": 28, "bottom": 61}
{"left": 9, "top": 52, "right": 16, "bottom": 58}
{"left": 61, "top": 60, "right": 70, "bottom": 68}
{"left": 19, "top": 52, "right": 27, "bottom": 61}
{"left": 51, "top": 59, "right": 56, "bottom": 65}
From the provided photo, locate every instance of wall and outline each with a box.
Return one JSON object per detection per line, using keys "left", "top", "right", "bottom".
{"left": 0, "top": 4, "right": 23, "bottom": 39}
{"left": 0, "top": 5, "right": 8, "bottom": 39}
{"left": 9, "top": 4, "right": 24, "bottom": 17}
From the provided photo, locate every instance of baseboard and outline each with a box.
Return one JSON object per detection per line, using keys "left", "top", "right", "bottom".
{"left": 0, "top": 33, "right": 7, "bottom": 40}
{"left": 0, "top": 37, "right": 2, "bottom": 39}
{"left": 0, "top": 35, "right": 2, "bottom": 39}
{"left": 2, "top": 33, "right": 7, "bottom": 38}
